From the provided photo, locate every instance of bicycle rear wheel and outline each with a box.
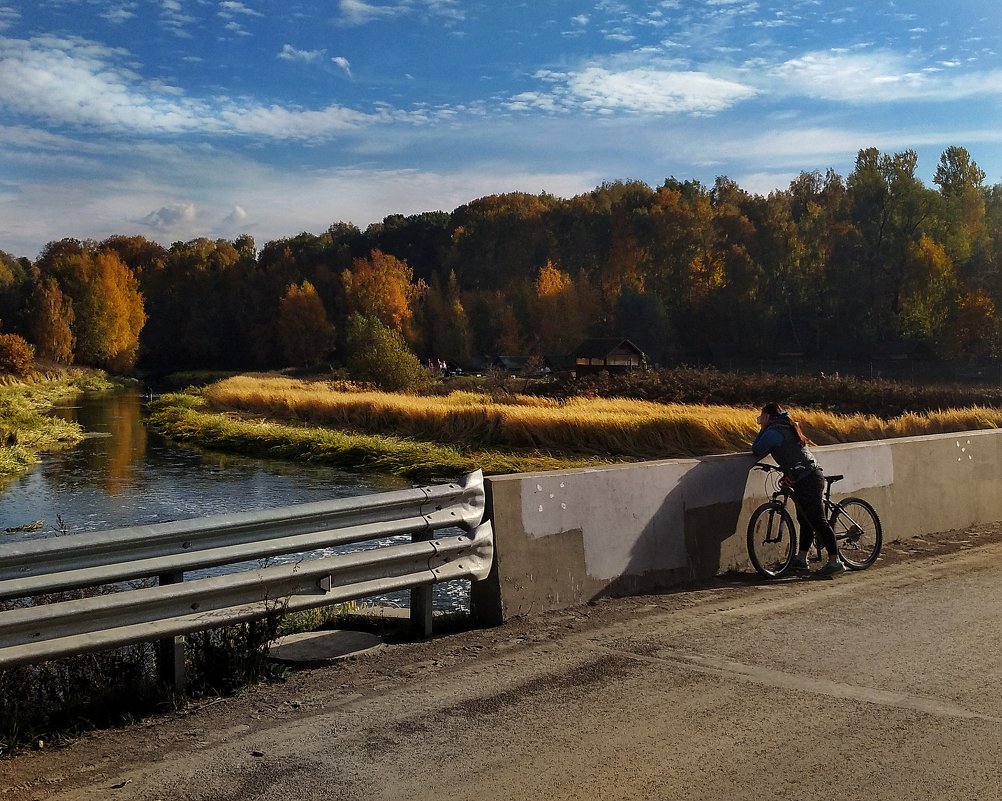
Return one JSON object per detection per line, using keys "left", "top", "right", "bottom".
{"left": 747, "top": 502, "right": 797, "bottom": 579}
{"left": 830, "top": 497, "right": 882, "bottom": 569}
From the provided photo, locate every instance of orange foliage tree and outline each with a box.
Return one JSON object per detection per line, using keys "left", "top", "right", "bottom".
{"left": 27, "top": 277, "right": 75, "bottom": 364}
{"left": 341, "top": 249, "right": 416, "bottom": 336}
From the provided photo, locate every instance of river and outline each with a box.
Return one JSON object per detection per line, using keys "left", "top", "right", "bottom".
{"left": 0, "top": 389, "right": 470, "bottom": 611}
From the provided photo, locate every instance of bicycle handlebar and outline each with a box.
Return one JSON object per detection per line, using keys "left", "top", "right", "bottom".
{"left": 752, "top": 462, "right": 782, "bottom": 472}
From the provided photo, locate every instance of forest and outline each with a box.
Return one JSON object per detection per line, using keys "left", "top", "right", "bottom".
{"left": 1, "top": 145, "right": 1001, "bottom": 376}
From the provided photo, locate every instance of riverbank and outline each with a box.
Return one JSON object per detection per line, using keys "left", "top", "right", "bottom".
{"left": 0, "top": 370, "right": 119, "bottom": 481}
{"left": 146, "top": 392, "right": 607, "bottom": 482}
{"left": 146, "top": 374, "right": 1002, "bottom": 479}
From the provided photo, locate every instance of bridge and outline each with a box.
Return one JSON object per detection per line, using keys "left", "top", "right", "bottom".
{"left": 3, "top": 427, "right": 1002, "bottom": 798}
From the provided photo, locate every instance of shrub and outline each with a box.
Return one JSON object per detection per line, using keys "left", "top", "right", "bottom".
{"left": 0, "top": 333, "right": 34, "bottom": 377}
{"left": 344, "top": 314, "right": 430, "bottom": 392}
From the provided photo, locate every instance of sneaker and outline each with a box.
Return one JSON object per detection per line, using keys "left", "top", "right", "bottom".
{"left": 818, "top": 558, "right": 846, "bottom": 577}
{"left": 788, "top": 556, "right": 810, "bottom": 572}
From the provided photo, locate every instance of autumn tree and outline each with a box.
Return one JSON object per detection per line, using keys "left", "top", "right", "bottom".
{"left": 42, "top": 244, "right": 146, "bottom": 371}
{"left": 0, "top": 333, "right": 33, "bottom": 376}
{"left": 341, "top": 250, "right": 417, "bottom": 337}
{"left": 531, "top": 261, "right": 588, "bottom": 357}
{"left": 27, "top": 277, "right": 75, "bottom": 363}
{"left": 277, "top": 281, "right": 336, "bottom": 368}
{"left": 946, "top": 288, "right": 999, "bottom": 362}
{"left": 445, "top": 193, "right": 558, "bottom": 290}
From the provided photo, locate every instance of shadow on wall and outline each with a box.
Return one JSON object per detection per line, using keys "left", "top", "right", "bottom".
{"left": 589, "top": 453, "right": 759, "bottom": 603}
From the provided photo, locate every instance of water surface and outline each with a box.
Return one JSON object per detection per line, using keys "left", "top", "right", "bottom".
{"left": 1, "top": 390, "right": 469, "bottom": 610}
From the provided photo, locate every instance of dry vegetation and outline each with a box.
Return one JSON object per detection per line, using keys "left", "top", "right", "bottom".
{"left": 158, "top": 374, "right": 1002, "bottom": 472}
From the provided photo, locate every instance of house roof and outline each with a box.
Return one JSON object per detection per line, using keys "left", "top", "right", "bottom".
{"left": 572, "top": 337, "right": 646, "bottom": 360}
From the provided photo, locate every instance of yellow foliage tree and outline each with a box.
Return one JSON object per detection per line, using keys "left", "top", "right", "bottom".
{"left": 48, "top": 248, "right": 146, "bottom": 371}
{"left": 532, "top": 261, "right": 586, "bottom": 357}
{"left": 277, "top": 281, "right": 336, "bottom": 368}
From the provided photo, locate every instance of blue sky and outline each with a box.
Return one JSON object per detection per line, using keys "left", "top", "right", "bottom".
{"left": 1, "top": 1, "right": 1000, "bottom": 259}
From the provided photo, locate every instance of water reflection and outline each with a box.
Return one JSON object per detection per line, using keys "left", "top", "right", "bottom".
{"left": 1, "top": 391, "right": 470, "bottom": 610}
{"left": 48, "top": 391, "right": 148, "bottom": 495}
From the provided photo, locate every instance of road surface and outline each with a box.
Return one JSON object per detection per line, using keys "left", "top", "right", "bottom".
{"left": 4, "top": 525, "right": 1002, "bottom": 801}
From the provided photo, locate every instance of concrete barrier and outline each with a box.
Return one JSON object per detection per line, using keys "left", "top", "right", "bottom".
{"left": 470, "top": 429, "right": 1002, "bottom": 624}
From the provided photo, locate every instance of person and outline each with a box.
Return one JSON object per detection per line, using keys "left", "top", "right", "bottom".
{"left": 751, "top": 402, "right": 845, "bottom": 576}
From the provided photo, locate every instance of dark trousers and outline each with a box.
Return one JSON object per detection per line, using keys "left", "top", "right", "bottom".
{"left": 790, "top": 468, "right": 838, "bottom": 556}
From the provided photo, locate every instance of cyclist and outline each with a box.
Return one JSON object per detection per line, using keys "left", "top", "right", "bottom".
{"left": 751, "top": 402, "right": 845, "bottom": 576}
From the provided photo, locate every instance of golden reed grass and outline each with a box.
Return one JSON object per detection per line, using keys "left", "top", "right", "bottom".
{"left": 202, "top": 375, "right": 1002, "bottom": 459}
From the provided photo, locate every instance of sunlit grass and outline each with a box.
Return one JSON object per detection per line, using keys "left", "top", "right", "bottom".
{"left": 0, "top": 371, "right": 118, "bottom": 479}
{"left": 144, "top": 374, "right": 1002, "bottom": 479}
{"left": 200, "top": 375, "right": 1002, "bottom": 462}
{"left": 148, "top": 393, "right": 606, "bottom": 482}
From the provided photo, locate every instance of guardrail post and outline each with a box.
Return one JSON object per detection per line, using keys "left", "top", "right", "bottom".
{"left": 410, "top": 531, "right": 433, "bottom": 638}
{"left": 156, "top": 571, "right": 186, "bottom": 693}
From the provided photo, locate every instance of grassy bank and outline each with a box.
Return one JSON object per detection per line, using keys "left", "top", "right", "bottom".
{"left": 0, "top": 371, "right": 118, "bottom": 480}
{"left": 147, "top": 392, "right": 606, "bottom": 481}
{"left": 148, "top": 374, "right": 1002, "bottom": 476}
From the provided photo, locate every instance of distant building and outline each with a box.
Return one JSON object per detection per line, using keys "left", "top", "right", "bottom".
{"left": 571, "top": 338, "right": 646, "bottom": 376}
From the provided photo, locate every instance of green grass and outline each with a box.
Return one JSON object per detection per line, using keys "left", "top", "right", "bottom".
{"left": 0, "top": 371, "right": 119, "bottom": 481}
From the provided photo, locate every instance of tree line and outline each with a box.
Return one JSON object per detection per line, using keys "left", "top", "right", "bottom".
{"left": 2, "top": 145, "right": 1001, "bottom": 376}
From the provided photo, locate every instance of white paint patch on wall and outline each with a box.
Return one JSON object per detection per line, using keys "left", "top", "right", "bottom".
{"left": 814, "top": 441, "right": 894, "bottom": 493}
{"left": 520, "top": 462, "right": 695, "bottom": 580}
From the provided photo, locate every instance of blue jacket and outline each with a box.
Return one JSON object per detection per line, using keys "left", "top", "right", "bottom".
{"left": 752, "top": 412, "right": 818, "bottom": 481}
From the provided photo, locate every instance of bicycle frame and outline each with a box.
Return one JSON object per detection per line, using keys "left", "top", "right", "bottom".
{"left": 753, "top": 463, "right": 860, "bottom": 554}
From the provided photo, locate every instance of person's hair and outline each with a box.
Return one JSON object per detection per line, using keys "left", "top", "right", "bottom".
{"left": 761, "top": 401, "right": 809, "bottom": 446}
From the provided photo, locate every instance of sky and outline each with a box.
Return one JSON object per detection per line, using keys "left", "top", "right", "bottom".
{"left": 1, "top": 1, "right": 1001, "bottom": 260}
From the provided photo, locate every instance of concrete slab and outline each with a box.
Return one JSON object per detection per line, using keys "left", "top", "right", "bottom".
{"left": 268, "top": 629, "right": 384, "bottom": 665}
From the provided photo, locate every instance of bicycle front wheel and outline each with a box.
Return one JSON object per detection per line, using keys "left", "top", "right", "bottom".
{"left": 747, "top": 502, "right": 797, "bottom": 579}
{"left": 830, "top": 497, "right": 882, "bottom": 569}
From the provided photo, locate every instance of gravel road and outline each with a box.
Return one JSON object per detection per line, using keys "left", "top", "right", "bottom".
{"left": 4, "top": 524, "right": 1002, "bottom": 801}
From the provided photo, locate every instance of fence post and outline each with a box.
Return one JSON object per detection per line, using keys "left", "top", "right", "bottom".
{"left": 410, "top": 531, "right": 434, "bottom": 638}
{"left": 156, "top": 571, "right": 186, "bottom": 692}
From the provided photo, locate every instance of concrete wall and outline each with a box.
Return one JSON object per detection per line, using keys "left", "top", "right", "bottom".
{"left": 470, "top": 429, "right": 1002, "bottom": 624}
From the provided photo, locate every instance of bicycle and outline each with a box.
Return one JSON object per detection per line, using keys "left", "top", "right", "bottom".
{"left": 746, "top": 462, "right": 882, "bottom": 579}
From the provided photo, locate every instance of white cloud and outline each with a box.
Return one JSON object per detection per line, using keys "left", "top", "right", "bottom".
{"left": 160, "top": 0, "right": 197, "bottom": 37}
{"left": 0, "top": 7, "right": 19, "bottom": 32}
{"left": 332, "top": 56, "right": 352, "bottom": 76}
{"left": 519, "top": 66, "right": 758, "bottom": 115}
{"left": 100, "top": 4, "right": 137, "bottom": 24}
{"left": 219, "top": 1, "right": 262, "bottom": 16}
{"left": 222, "top": 204, "right": 248, "bottom": 229}
{"left": 571, "top": 15, "right": 589, "bottom": 26}
{"left": 278, "top": 44, "right": 326, "bottom": 62}
{"left": 139, "top": 202, "right": 197, "bottom": 231}
{"left": 766, "top": 49, "right": 1002, "bottom": 103}
{"left": 338, "top": 0, "right": 464, "bottom": 26}
{"left": 338, "top": 0, "right": 400, "bottom": 25}
{"left": 0, "top": 35, "right": 441, "bottom": 139}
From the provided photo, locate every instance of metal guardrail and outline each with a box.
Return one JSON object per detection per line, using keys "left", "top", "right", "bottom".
{"left": 0, "top": 470, "right": 493, "bottom": 674}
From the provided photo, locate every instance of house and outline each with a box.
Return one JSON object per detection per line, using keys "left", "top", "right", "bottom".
{"left": 571, "top": 338, "right": 646, "bottom": 376}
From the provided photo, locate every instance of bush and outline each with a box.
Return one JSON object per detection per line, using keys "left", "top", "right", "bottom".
{"left": 536, "top": 365, "right": 1002, "bottom": 417}
{"left": 344, "top": 314, "right": 430, "bottom": 392}
{"left": 0, "top": 333, "right": 34, "bottom": 377}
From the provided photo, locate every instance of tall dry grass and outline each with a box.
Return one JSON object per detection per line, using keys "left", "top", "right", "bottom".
{"left": 200, "top": 375, "right": 1002, "bottom": 460}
